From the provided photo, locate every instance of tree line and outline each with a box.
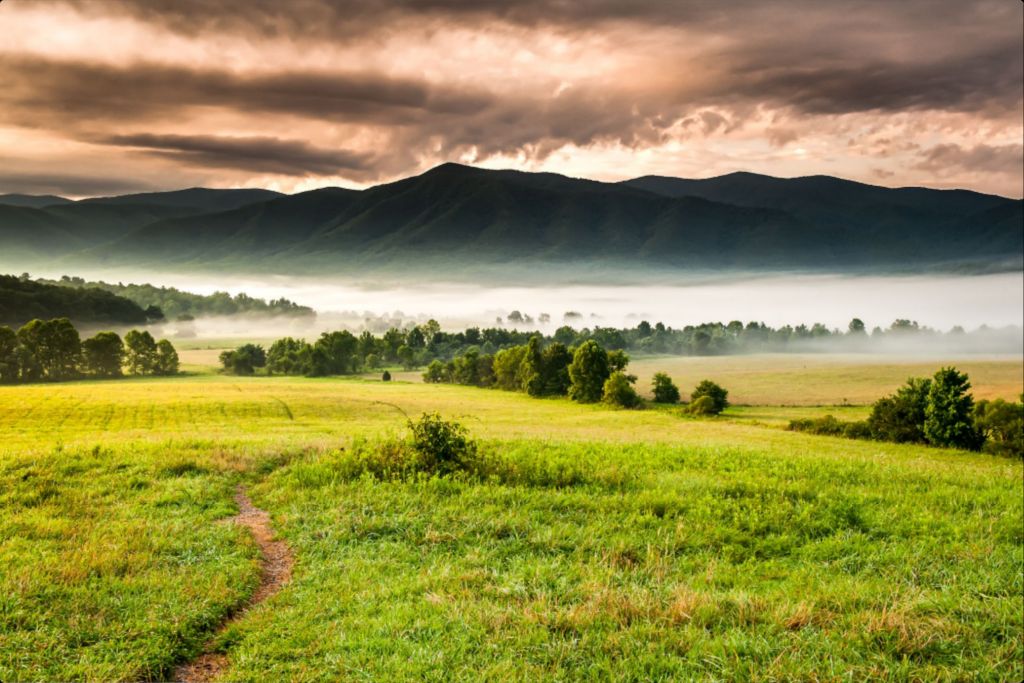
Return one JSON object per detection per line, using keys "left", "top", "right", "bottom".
{"left": 789, "top": 368, "right": 1023, "bottom": 458}
{"left": 220, "top": 316, "right": 1019, "bottom": 378}
{"left": 39, "top": 274, "right": 315, "bottom": 320}
{"left": 0, "top": 318, "right": 179, "bottom": 383}
{"left": 1, "top": 274, "right": 164, "bottom": 327}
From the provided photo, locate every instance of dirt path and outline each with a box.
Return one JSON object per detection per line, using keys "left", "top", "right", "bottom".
{"left": 173, "top": 487, "right": 293, "bottom": 683}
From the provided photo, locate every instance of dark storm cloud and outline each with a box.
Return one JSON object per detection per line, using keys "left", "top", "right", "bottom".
{"left": 0, "top": 171, "right": 156, "bottom": 197}
{"left": 0, "top": 55, "right": 491, "bottom": 128}
{"left": 102, "top": 134, "right": 375, "bottom": 176}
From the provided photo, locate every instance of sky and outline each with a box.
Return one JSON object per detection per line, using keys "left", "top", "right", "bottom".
{"left": 1, "top": 0, "right": 1021, "bottom": 198}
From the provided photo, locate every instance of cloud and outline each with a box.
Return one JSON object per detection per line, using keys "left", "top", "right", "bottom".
{"left": 0, "top": 171, "right": 156, "bottom": 197}
{"left": 0, "top": 0, "right": 1019, "bottom": 195}
{"left": 914, "top": 143, "right": 1024, "bottom": 176}
{"left": 101, "top": 134, "right": 375, "bottom": 176}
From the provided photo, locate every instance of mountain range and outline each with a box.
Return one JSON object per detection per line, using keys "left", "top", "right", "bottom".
{"left": 1, "top": 164, "right": 1020, "bottom": 278}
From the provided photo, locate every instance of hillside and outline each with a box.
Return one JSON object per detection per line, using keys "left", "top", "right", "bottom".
{"left": 1, "top": 165, "right": 1020, "bottom": 275}
{"left": 0, "top": 274, "right": 155, "bottom": 326}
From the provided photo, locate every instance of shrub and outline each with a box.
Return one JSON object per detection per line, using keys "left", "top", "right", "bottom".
{"left": 602, "top": 371, "right": 641, "bottom": 408}
{"left": 688, "top": 396, "right": 718, "bottom": 416}
{"left": 867, "top": 377, "right": 930, "bottom": 443}
{"left": 690, "top": 380, "right": 729, "bottom": 414}
{"left": 788, "top": 415, "right": 844, "bottom": 435}
{"left": 382, "top": 370, "right": 391, "bottom": 382}
{"left": 842, "top": 420, "right": 873, "bottom": 440}
{"left": 651, "top": 372, "right": 680, "bottom": 403}
{"left": 407, "top": 412, "right": 478, "bottom": 476}
{"left": 974, "top": 398, "right": 1023, "bottom": 457}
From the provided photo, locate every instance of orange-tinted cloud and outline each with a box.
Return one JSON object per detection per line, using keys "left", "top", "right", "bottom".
{"left": 0, "top": 0, "right": 1020, "bottom": 197}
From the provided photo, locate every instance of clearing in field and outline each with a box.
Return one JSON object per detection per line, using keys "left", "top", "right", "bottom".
{"left": 1, "top": 357, "right": 1021, "bottom": 681}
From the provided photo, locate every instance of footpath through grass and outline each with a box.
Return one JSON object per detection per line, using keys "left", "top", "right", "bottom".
{"left": 0, "top": 373, "right": 1021, "bottom": 681}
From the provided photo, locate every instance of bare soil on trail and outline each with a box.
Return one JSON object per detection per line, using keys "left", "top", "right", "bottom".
{"left": 172, "top": 487, "right": 293, "bottom": 683}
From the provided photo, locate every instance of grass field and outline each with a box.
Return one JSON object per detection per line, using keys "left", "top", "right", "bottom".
{"left": 1, "top": 356, "right": 1021, "bottom": 681}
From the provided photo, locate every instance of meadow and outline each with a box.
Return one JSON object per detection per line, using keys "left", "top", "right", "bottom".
{"left": 1, "top": 355, "right": 1021, "bottom": 681}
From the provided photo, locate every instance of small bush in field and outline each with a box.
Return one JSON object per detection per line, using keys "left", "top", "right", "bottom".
{"left": 602, "top": 371, "right": 642, "bottom": 408}
{"left": 687, "top": 396, "right": 718, "bottom": 416}
{"left": 381, "top": 370, "right": 391, "bottom": 382}
{"left": 407, "top": 412, "right": 477, "bottom": 476}
{"left": 690, "top": 380, "right": 729, "bottom": 414}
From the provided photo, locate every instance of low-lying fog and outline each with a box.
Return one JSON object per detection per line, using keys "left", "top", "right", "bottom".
{"left": 25, "top": 267, "right": 1024, "bottom": 345}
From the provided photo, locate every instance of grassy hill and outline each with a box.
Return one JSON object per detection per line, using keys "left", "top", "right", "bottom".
{"left": 2, "top": 165, "right": 1020, "bottom": 276}
{"left": 1, "top": 365, "right": 1020, "bottom": 680}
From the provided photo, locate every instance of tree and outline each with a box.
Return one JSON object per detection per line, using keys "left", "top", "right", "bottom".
{"left": 154, "top": 339, "right": 179, "bottom": 375}
{"left": 568, "top": 340, "right": 610, "bottom": 403}
{"left": 0, "top": 326, "right": 19, "bottom": 383}
{"left": 422, "top": 359, "right": 449, "bottom": 384}
{"left": 924, "top": 367, "right": 983, "bottom": 450}
{"left": 397, "top": 344, "right": 416, "bottom": 370}
{"left": 602, "top": 371, "right": 641, "bottom": 408}
{"left": 18, "top": 318, "right": 81, "bottom": 381}
{"left": 521, "top": 336, "right": 545, "bottom": 396}
{"left": 311, "top": 331, "right": 359, "bottom": 375}
{"left": 493, "top": 345, "right": 527, "bottom": 391}
{"left": 124, "top": 329, "right": 158, "bottom": 375}
{"left": 540, "top": 342, "right": 572, "bottom": 396}
{"left": 867, "top": 377, "right": 931, "bottom": 443}
{"left": 690, "top": 380, "right": 729, "bottom": 414}
{"left": 848, "top": 318, "right": 866, "bottom": 335}
{"left": 82, "top": 331, "right": 124, "bottom": 377}
{"left": 651, "top": 373, "right": 680, "bottom": 403}
{"left": 267, "top": 337, "right": 312, "bottom": 375}
{"left": 220, "top": 343, "right": 266, "bottom": 376}
{"left": 688, "top": 396, "right": 718, "bottom": 415}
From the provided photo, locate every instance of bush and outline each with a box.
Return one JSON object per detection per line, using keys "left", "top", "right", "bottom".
{"left": 381, "top": 370, "right": 391, "bottom": 382}
{"left": 689, "top": 380, "right": 729, "bottom": 414}
{"left": 602, "top": 371, "right": 641, "bottom": 408}
{"left": 407, "top": 412, "right": 478, "bottom": 476}
{"left": 868, "top": 377, "right": 931, "bottom": 443}
{"left": 974, "top": 398, "right": 1023, "bottom": 457}
{"left": 842, "top": 420, "right": 873, "bottom": 440}
{"left": 688, "top": 396, "right": 719, "bottom": 416}
{"left": 651, "top": 372, "right": 680, "bottom": 403}
{"left": 788, "top": 415, "right": 844, "bottom": 435}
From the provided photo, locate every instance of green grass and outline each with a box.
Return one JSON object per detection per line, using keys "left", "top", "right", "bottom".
{"left": 1, "top": 361, "right": 1022, "bottom": 681}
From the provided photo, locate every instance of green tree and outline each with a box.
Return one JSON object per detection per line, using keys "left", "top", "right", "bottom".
{"left": 154, "top": 339, "right": 179, "bottom": 375}
{"left": 18, "top": 318, "right": 81, "bottom": 380}
{"left": 521, "top": 336, "right": 545, "bottom": 396}
{"left": 124, "top": 329, "right": 158, "bottom": 375}
{"left": 397, "top": 344, "right": 416, "bottom": 370}
{"left": 220, "top": 343, "right": 266, "bottom": 376}
{"left": 651, "top": 372, "right": 680, "bottom": 403}
{"left": 540, "top": 342, "right": 572, "bottom": 395}
{"left": 267, "top": 337, "right": 312, "bottom": 375}
{"left": 493, "top": 345, "right": 527, "bottom": 391}
{"left": 924, "top": 367, "right": 983, "bottom": 450}
{"left": 82, "top": 331, "right": 124, "bottom": 377}
{"left": 568, "top": 340, "right": 610, "bottom": 403}
{"left": 602, "top": 371, "right": 641, "bottom": 408}
{"left": 310, "top": 331, "right": 359, "bottom": 375}
{"left": 0, "top": 326, "right": 20, "bottom": 383}
{"left": 690, "top": 380, "right": 729, "bottom": 414}
{"left": 422, "top": 359, "right": 449, "bottom": 383}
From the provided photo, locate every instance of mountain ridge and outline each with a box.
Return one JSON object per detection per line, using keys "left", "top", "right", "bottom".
{"left": 1, "top": 164, "right": 1020, "bottom": 276}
